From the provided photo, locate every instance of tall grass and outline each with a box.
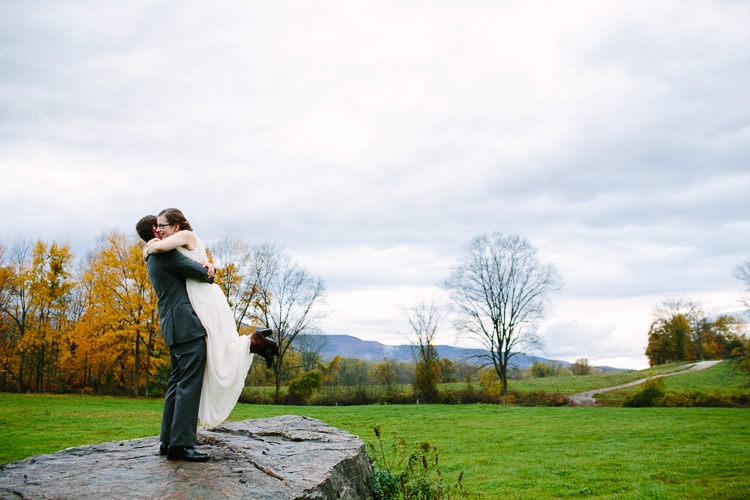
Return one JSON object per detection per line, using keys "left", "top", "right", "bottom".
{"left": 2, "top": 393, "right": 749, "bottom": 498}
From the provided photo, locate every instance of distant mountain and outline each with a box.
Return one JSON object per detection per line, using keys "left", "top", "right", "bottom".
{"left": 316, "top": 334, "right": 629, "bottom": 372}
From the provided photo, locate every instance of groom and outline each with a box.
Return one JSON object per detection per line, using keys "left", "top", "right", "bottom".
{"left": 136, "top": 215, "right": 213, "bottom": 462}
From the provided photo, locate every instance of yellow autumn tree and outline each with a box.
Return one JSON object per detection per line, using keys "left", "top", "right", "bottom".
{"left": 0, "top": 242, "right": 33, "bottom": 391}
{"left": 7, "top": 240, "right": 77, "bottom": 392}
{"left": 77, "top": 231, "right": 165, "bottom": 396}
{"left": 0, "top": 242, "right": 23, "bottom": 391}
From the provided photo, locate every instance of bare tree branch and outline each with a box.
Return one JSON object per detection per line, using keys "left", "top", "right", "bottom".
{"left": 404, "top": 299, "right": 441, "bottom": 365}
{"left": 254, "top": 245, "right": 326, "bottom": 397}
{"left": 735, "top": 260, "right": 750, "bottom": 310}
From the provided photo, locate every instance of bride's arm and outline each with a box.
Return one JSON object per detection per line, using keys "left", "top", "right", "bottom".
{"left": 145, "top": 230, "right": 197, "bottom": 255}
{"left": 143, "top": 231, "right": 213, "bottom": 278}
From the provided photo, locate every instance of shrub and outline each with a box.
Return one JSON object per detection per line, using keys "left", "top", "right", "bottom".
{"left": 479, "top": 370, "right": 502, "bottom": 398}
{"left": 238, "top": 387, "right": 275, "bottom": 404}
{"left": 515, "top": 391, "right": 568, "bottom": 407}
{"left": 570, "top": 358, "right": 591, "bottom": 376}
{"left": 313, "top": 387, "right": 373, "bottom": 406}
{"left": 288, "top": 370, "right": 322, "bottom": 401}
{"left": 414, "top": 361, "right": 441, "bottom": 403}
{"left": 660, "top": 391, "right": 750, "bottom": 408}
{"left": 624, "top": 378, "right": 665, "bottom": 407}
{"left": 367, "top": 425, "right": 476, "bottom": 499}
{"left": 530, "top": 362, "right": 562, "bottom": 378}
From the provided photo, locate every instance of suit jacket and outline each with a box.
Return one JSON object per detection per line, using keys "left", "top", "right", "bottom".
{"left": 146, "top": 250, "right": 213, "bottom": 347}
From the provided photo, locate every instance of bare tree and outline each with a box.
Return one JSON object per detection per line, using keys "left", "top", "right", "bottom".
{"left": 254, "top": 244, "right": 326, "bottom": 397}
{"left": 209, "top": 237, "right": 263, "bottom": 329}
{"left": 405, "top": 300, "right": 441, "bottom": 365}
{"left": 735, "top": 261, "right": 750, "bottom": 311}
{"left": 444, "top": 233, "right": 562, "bottom": 394}
{"left": 404, "top": 299, "right": 442, "bottom": 401}
{"left": 295, "top": 333, "right": 328, "bottom": 372}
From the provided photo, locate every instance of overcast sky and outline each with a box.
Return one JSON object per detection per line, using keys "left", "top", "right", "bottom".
{"left": 2, "top": 1, "right": 748, "bottom": 369}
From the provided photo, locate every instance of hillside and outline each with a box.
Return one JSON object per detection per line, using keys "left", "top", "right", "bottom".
{"left": 316, "top": 334, "right": 628, "bottom": 372}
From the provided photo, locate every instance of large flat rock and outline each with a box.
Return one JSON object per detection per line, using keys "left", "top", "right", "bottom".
{"left": 0, "top": 415, "right": 374, "bottom": 499}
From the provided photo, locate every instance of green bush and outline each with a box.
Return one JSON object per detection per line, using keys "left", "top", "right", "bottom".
{"left": 413, "top": 361, "right": 441, "bottom": 403}
{"left": 624, "top": 378, "right": 665, "bottom": 407}
{"left": 238, "top": 388, "right": 275, "bottom": 404}
{"left": 288, "top": 370, "right": 322, "bottom": 401}
{"left": 515, "top": 390, "right": 569, "bottom": 407}
{"left": 660, "top": 391, "right": 750, "bottom": 407}
{"left": 529, "top": 361, "right": 565, "bottom": 378}
{"left": 367, "top": 425, "right": 476, "bottom": 499}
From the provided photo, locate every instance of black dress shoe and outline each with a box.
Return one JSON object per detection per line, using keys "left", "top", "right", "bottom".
{"left": 159, "top": 443, "right": 168, "bottom": 456}
{"left": 167, "top": 446, "right": 210, "bottom": 462}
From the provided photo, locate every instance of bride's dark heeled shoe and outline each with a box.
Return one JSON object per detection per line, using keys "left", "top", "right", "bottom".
{"left": 255, "top": 327, "right": 275, "bottom": 338}
{"left": 261, "top": 350, "right": 275, "bottom": 369}
{"left": 250, "top": 328, "right": 279, "bottom": 368}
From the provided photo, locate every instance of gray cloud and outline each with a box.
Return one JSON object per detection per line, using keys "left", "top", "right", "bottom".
{"left": 2, "top": 1, "right": 748, "bottom": 369}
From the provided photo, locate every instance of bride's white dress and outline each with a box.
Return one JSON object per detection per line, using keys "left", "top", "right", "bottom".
{"left": 177, "top": 237, "right": 253, "bottom": 428}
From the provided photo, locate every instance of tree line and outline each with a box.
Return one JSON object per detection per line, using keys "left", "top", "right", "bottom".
{"left": 2, "top": 229, "right": 748, "bottom": 399}
{"left": 0, "top": 233, "right": 325, "bottom": 396}
{"left": 0, "top": 231, "right": 568, "bottom": 398}
{"left": 645, "top": 297, "right": 749, "bottom": 367}
{"left": 641, "top": 263, "right": 750, "bottom": 372}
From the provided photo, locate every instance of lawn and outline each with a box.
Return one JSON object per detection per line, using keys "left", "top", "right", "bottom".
{"left": 595, "top": 360, "right": 750, "bottom": 406}
{"left": 2, "top": 393, "right": 749, "bottom": 498}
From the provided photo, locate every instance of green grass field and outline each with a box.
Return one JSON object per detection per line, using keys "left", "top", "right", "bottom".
{"left": 2, "top": 361, "right": 749, "bottom": 498}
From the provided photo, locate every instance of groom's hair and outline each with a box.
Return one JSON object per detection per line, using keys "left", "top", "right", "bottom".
{"left": 136, "top": 215, "right": 157, "bottom": 242}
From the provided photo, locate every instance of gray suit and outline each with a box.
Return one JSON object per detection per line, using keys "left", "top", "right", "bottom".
{"left": 146, "top": 250, "right": 213, "bottom": 449}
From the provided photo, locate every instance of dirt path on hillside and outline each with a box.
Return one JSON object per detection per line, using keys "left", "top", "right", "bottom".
{"left": 567, "top": 360, "right": 724, "bottom": 406}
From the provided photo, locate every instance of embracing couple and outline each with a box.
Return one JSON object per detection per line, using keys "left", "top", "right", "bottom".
{"left": 135, "top": 208, "right": 278, "bottom": 462}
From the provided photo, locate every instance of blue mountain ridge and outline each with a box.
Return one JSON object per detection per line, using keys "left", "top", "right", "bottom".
{"left": 316, "top": 334, "right": 629, "bottom": 372}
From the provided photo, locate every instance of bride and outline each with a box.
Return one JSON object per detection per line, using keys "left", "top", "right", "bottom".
{"left": 144, "top": 207, "right": 275, "bottom": 428}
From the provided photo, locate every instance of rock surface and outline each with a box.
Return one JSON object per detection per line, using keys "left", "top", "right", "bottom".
{"left": 0, "top": 415, "right": 374, "bottom": 499}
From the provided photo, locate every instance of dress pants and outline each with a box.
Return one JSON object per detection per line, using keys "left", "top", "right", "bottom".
{"left": 160, "top": 336, "right": 207, "bottom": 448}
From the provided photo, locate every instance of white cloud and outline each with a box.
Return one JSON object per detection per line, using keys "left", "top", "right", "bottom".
{"left": 1, "top": 0, "right": 749, "bottom": 370}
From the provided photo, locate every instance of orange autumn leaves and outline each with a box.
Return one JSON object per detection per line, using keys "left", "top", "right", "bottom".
{"left": 1, "top": 233, "right": 163, "bottom": 395}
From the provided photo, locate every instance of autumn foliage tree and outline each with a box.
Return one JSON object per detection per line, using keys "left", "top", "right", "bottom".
{"left": 0, "top": 240, "right": 76, "bottom": 392}
{"left": 0, "top": 231, "right": 328, "bottom": 397}
{"left": 645, "top": 298, "right": 747, "bottom": 366}
{"left": 77, "top": 231, "right": 165, "bottom": 395}
{"left": 0, "top": 242, "right": 28, "bottom": 391}
{"left": 0, "top": 234, "right": 166, "bottom": 395}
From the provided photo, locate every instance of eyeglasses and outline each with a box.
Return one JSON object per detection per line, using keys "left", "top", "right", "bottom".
{"left": 155, "top": 223, "right": 173, "bottom": 229}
